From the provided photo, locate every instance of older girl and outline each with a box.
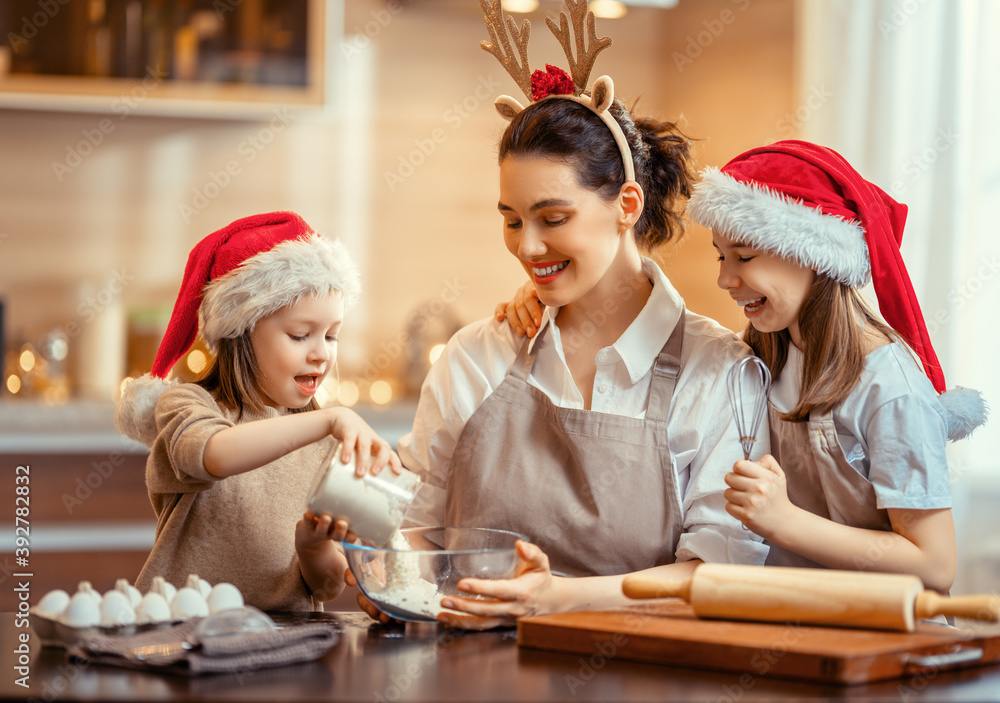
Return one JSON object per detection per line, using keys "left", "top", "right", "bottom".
{"left": 688, "top": 140, "right": 987, "bottom": 591}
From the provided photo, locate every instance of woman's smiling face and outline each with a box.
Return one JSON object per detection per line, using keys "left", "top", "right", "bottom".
{"left": 713, "top": 230, "right": 816, "bottom": 347}
{"left": 498, "top": 155, "right": 627, "bottom": 310}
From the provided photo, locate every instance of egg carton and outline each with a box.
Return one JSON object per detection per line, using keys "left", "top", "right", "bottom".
{"left": 28, "top": 613, "right": 173, "bottom": 648}
{"left": 29, "top": 575, "right": 245, "bottom": 648}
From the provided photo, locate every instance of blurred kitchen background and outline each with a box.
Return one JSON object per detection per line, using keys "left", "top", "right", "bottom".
{"left": 0, "top": 0, "right": 997, "bottom": 610}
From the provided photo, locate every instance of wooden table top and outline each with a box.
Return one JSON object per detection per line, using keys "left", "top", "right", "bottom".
{"left": 3, "top": 611, "right": 1000, "bottom": 702}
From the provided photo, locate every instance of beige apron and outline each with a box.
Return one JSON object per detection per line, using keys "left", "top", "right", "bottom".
{"left": 444, "top": 312, "right": 687, "bottom": 577}
{"left": 764, "top": 403, "right": 892, "bottom": 567}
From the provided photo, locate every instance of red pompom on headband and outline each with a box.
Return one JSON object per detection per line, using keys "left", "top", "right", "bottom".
{"left": 531, "top": 64, "right": 575, "bottom": 101}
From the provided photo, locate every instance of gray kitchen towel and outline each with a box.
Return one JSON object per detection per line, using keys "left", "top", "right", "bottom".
{"left": 68, "top": 619, "right": 338, "bottom": 675}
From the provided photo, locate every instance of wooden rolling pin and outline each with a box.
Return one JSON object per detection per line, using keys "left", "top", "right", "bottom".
{"left": 622, "top": 564, "right": 1000, "bottom": 632}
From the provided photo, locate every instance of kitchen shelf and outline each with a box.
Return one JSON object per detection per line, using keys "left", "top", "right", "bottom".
{"left": 0, "top": 0, "right": 337, "bottom": 120}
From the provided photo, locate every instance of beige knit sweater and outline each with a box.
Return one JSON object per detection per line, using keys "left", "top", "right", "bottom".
{"left": 135, "top": 384, "right": 333, "bottom": 611}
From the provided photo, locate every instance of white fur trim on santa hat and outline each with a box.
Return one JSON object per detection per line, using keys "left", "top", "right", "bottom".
{"left": 688, "top": 167, "right": 871, "bottom": 288}
{"left": 200, "top": 234, "right": 361, "bottom": 353}
{"left": 114, "top": 374, "right": 178, "bottom": 448}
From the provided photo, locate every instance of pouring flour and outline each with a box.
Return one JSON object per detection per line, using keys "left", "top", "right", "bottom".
{"left": 306, "top": 441, "right": 422, "bottom": 547}
{"left": 306, "top": 442, "right": 452, "bottom": 619}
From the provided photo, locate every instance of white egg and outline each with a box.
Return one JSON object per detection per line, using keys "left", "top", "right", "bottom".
{"left": 63, "top": 592, "right": 101, "bottom": 628}
{"left": 114, "top": 578, "right": 142, "bottom": 608}
{"left": 170, "top": 587, "right": 209, "bottom": 621}
{"left": 206, "top": 583, "right": 244, "bottom": 613}
{"left": 33, "top": 589, "right": 70, "bottom": 619}
{"left": 135, "top": 592, "right": 172, "bottom": 624}
{"left": 184, "top": 574, "right": 212, "bottom": 598}
{"left": 76, "top": 581, "right": 102, "bottom": 607}
{"left": 151, "top": 576, "right": 177, "bottom": 605}
{"left": 99, "top": 590, "right": 136, "bottom": 626}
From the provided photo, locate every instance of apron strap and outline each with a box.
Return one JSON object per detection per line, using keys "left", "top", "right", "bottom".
{"left": 508, "top": 323, "right": 546, "bottom": 382}
{"left": 645, "top": 308, "right": 685, "bottom": 423}
{"left": 808, "top": 408, "right": 835, "bottom": 423}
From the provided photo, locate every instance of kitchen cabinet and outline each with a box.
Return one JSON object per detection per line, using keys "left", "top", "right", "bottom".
{"left": 0, "top": 0, "right": 334, "bottom": 118}
{"left": 0, "top": 447, "right": 151, "bottom": 612}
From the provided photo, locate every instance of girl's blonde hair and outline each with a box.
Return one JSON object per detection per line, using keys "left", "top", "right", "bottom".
{"left": 196, "top": 332, "right": 318, "bottom": 420}
{"left": 745, "top": 274, "right": 899, "bottom": 422}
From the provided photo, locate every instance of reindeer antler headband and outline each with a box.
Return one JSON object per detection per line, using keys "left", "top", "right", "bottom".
{"left": 480, "top": 0, "right": 635, "bottom": 183}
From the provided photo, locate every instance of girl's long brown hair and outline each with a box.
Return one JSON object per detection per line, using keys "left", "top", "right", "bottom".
{"left": 746, "top": 275, "right": 899, "bottom": 422}
{"left": 196, "top": 332, "right": 318, "bottom": 420}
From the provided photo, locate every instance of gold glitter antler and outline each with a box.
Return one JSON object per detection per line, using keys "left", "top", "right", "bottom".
{"left": 480, "top": 0, "right": 532, "bottom": 101}
{"left": 545, "top": 0, "right": 613, "bottom": 95}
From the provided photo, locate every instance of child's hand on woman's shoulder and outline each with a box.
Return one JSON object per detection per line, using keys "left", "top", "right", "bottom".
{"left": 326, "top": 407, "right": 402, "bottom": 477}
{"left": 495, "top": 280, "right": 543, "bottom": 338}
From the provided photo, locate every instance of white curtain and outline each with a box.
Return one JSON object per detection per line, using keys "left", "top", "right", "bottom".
{"left": 796, "top": 0, "right": 1000, "bottom": 593}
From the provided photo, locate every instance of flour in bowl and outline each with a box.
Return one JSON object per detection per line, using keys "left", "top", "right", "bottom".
{"left": 373, "top": 530, "right": 446, "bottom": 619}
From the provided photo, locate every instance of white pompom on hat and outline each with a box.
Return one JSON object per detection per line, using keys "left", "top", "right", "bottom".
{"left": 115, "top": 211, "right": 361, "bottom": 448}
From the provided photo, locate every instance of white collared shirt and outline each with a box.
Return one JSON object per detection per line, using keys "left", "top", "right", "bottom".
{"left": 399, "top": 258, "right": 769, "bottom": 566}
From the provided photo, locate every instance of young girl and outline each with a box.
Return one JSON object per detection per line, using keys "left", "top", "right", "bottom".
{"left": 115, "top": 211, "right": 401, "bottom": 611}
{"left": 365, "top": 1, "right": 769, "bottom": 631}
{"left": 687, "top": 140, "right": 987, "bottom": 590}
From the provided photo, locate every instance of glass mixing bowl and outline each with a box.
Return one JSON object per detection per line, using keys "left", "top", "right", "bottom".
{"left": 342, "top": 527, "right": 527, "bottom": 623}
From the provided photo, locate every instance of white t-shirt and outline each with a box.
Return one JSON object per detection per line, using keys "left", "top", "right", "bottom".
{"left": 770, "top": 341, "right": 951, "bottom": 510}
{"left": 399, "top": 258, "right": 769, "bottom": 566}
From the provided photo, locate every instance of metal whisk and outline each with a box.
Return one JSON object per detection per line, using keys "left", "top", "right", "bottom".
{"left": 726, "top": 356, "right": 772, "bottom": 460}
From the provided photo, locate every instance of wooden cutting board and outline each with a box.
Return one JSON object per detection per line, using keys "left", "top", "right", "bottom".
{"left": 518, "top": 600, "right": 1000, "bottom": 685}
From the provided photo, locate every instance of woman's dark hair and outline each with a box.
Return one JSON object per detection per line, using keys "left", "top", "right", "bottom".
{"left": 196, "top": 332, "right": 318, "bottom": 420}
{"left": 497, "top": 97, "right": 696, "bottom": 249}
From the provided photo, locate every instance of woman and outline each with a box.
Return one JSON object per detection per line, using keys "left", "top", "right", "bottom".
{"left": 356, "top": 2, "right": 768, "bottom": 629}
{"left": 364, "top": 88, "right": 770, "bottom": 629}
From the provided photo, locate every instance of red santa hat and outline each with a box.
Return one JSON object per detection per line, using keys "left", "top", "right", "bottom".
{"left": 688, "top": 140, "right": 987, "bottom": 440}
{"left": 115, "top": 211, "right": 361, "bottom": 447}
